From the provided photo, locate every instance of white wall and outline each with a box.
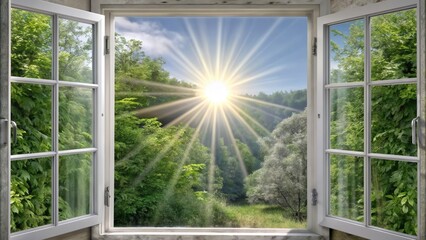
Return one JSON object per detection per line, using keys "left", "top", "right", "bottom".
{"left": 44, "top": 0, "right": 90, "bottom": 11}
{"left": 330, "top": 0, "right": 388, "bottom": 13}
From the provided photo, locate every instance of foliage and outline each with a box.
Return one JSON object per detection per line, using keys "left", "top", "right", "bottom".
{"left": 241, "top": 90, "right": 307, "bottom": 132}
{"left": 59, "top": 19, "right": 93, "bottom": 82}
{"left": 215, "top": 138, "right": 258, "bottom": 202}
{"left": 114, "top": 37, "right": 228, "bottom": 225}
{"left": 246, "top": 111, "right": 307, "bottom": 221}
{"left": 114, "top": 100, "right": 222, "bottom": 226}
{"left": 10, "top": 159, "right": 51, "bottom": 232}
{"left": 329, "top": 8, "right": 417, "bottom": 235}
{"left": 10, "top": 8, "right": 93, "bottom": 231}
{"left": 11, "top": 9, "right": 52, "bottom": 79}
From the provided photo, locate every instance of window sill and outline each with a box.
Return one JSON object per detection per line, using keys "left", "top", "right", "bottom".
{"left": 92, "top": 226, "right": 324, "bottom": 240}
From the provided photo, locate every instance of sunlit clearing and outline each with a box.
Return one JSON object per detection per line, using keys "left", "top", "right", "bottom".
{"left": 204, "top": 81, "right": 229, "bottom": 104}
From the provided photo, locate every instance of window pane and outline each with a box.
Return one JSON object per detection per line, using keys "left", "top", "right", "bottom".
{"left": 59, "top": 19, "right": 93, "bottom": 83}
{"left": 59, "top": 153, "right": 92, "bottom": 220}
{"left": 11, "top": 158, "right": 52, "bottom": 232}
{"left": 329, "top": 155, "right": 363, "bottom": 222}
{"left": 371, "top": 84, "right": 417, "bottom": 156}
{"left": 371, "top": 9, "right": 417, "bottom": 81}
{"left": 329, "top": 19, "right": 364, "bottom": 83}
{"left": 11, "top": 83, "right": 52, "bottom": 154}
{"left": 11, "top": 8, "right": 52, "bottom": 79}
{"left": 59, "top": 87, "right": 93, "bottom": 150}
{"left": 371, "top": 159, "right": 417, "bottom": 235}
{"left": 329, "top": 87, "right": 364, "bottom": 151}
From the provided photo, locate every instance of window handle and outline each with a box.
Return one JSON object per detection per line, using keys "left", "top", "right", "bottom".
{"left": 0, "top": 119, "right": 7, "bottom": 146}
{"left": 411, "top": 116, "right": 419, "bottom": 145}
{"left": 10, "top": 121, "right": 17, "bottom": 145}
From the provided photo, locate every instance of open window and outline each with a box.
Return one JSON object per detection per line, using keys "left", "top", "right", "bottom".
{"left": 2, "top": 0, "right": 424, "bottom": 239}
{"left": 101, "top": 5, "right": 320, "bottom": 237}
{"left": 317, "top": 0, "right": 425, "bottom": 239}
{"left": 2, "top": 1, "right": 104, "bottom": 239}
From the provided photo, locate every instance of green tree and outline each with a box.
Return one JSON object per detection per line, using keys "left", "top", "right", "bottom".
{"left": 246, "top": 111, "right": 307, "bottom": 221}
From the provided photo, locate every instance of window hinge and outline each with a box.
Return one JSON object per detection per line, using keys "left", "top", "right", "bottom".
{"left": 312, "top": 37, "right": 317, "bottom": 56}
{"left": 104, "top": 36, "right": 110, "bottom": 55}
{"left": 311, "top": 188, "right": 318, "bottom": 206}
{"left": 104, "top": 186, "right": 111, "bottom": 207}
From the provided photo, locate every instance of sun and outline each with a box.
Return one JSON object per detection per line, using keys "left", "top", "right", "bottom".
{"left": 203, "top": 81, "right": 230, "bottom": 104}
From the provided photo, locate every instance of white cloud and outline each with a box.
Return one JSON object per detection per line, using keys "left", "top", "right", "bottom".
{"left": 115, "top": 17, "right": 185, "bottom": 57}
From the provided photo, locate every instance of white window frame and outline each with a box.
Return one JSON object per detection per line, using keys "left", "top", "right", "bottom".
{"left": 100, "top": 4, "right": 325, "bottom": 239}
{"left": 4, "top": 1, "right": 105, "bottom": 240}
{"left": 316, "top": 0, "right": 426, "bottom": 240}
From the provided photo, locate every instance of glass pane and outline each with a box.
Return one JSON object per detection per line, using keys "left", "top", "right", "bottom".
{"left": 371, "top": 159, "right": 417, "bottom": 235}
{"left": 11, "top": 8, "right": 52, "bottom": 79}
{"left": 329, "top": 19, "right": 364, "bottom": 83}
{"left": 329, "top": 155, "right": 364, "bottom": 222}
{"left": 59, "top": 87, "right": 93, "bottom": 150}
{"left": 371, "top": 84, "right": 416, "bottom": 156}
{"left": 329, "top": 87, "right": 364, "bottom": 151}
{"left": 59, "top": 153, "right": 92, "bottom": 220}
{"left": 11, "top": 83, "right": 52, "bottom": 154}
{"left": 59, "top": 18, "right": 93, "bottom": 83}
{"left": 11, "top": 158, "right": 52, "bottom": 232}
{"left": 371, "top": 9, "right": 417, "bottom": 81}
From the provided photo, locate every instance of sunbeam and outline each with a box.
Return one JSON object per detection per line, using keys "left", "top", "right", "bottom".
{"left": 226, "top": 101, "right": 270, "bottom": 137}
{"left": 230, "top": 65, "right": 287, "bottom": 88}
{"left": 120, "top": 78, "right": 198, "bottom": 93}
{"left": 184, "top": 19, "right": 213, "bottom": 82}
{"left": 234, "top": 95, "right": 302, "bottom": 112}
{"left": 129, "top": 100, "right": 213, "bottom": 188}
{"left": 165, "top": 99, "right": 209, "bottom": 127}
{"left": 133, "top": 96, "right": 202, "bottom": 116}
{"left": 218, "top": 106, "right": 248, "bottom": 178}
{"left": 152, "top": 104, "right": 212, "bottom": 225}
{"left": 232, "top": 97, "right": 289, "bottom": 122}
{"left": 227, "top": 18, "right": 283, "bottom": 81}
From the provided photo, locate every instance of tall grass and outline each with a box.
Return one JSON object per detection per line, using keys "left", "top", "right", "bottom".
{"left": 223, "top": 204, "right": 307, "bottom": 228}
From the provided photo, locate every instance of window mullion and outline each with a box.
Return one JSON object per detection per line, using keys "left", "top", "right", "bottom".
{"left": 52, "top": 13, "right": 60, "bottom": 227}
{"left": 364, "top": 15, "right": 371, "bottom": 228}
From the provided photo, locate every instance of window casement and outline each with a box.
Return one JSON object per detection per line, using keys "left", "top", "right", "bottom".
{"left": 317, "top": 0, "right": 425, "bottom": 239}
{"left": 2, "top": 1, "right": 104, "bottom": 240}
{"left": 101, "top": 5, "right": 322, "bottom": 239}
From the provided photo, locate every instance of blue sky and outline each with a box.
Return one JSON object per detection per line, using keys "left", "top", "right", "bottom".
{"left": 115, "top": 16, "right": 307, "bottom": 94}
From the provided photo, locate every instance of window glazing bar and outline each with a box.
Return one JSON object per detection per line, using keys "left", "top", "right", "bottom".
{"left": 10, "top": 151, "right": 56, "bottom": 161}
{"left": 52, "top": 13, "right": 60, "bottom": 227}
{"left": 324, "top": 82, "right": 364, "bottom": 89}
{"left": 364, "top": 14, "right": 371, "bottom": 228}
{"left": 58, "top": 148, "right": 97, "bottom": 156}
{"left": 11, "top": 77, "right": 56, "bottom": 85}
{"left": 368, "top": 78, "right": 417, "bottom": 86}
{"left": 325, "top": 149, "right": 365, "bottom": 157}
{"left": 367, "top": 153, "right": 419, "bottom": 162}
{"left": 58, "top": 81, "right": 98, "bottom": 88}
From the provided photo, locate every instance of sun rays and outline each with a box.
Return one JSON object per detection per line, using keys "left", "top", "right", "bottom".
{"left": 114, "top": 16, "right": 307, "bottom": 225}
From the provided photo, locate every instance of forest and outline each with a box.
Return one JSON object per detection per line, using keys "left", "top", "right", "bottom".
{"left": 113, "top": 32, "right": 308, "bottom": 227}
{"left": 8, "top": 6, "right": 418, "bottom": 237}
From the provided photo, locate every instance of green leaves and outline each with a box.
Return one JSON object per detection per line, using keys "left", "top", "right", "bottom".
{"left": 246, "top": 111, "right": 307, "bottom": 221}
